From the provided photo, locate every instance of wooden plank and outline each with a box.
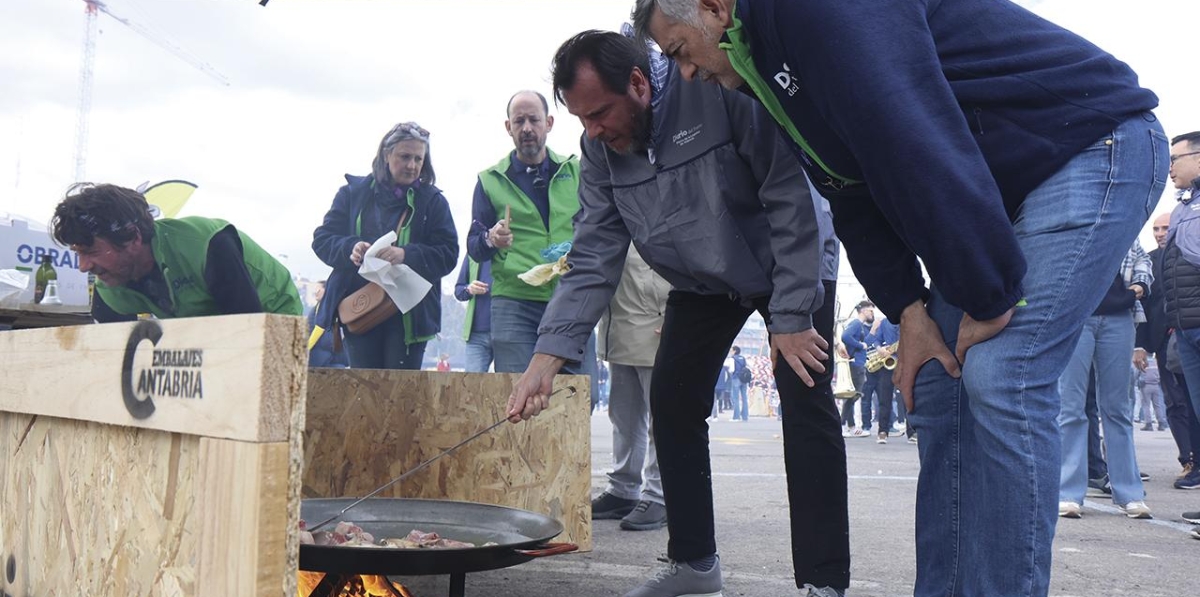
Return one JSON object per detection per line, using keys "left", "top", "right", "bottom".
{"left": 0, "top": 312, "right": 307, "bottom": 597}
{"left": 303, "top": 370, "right": 592, "bottom": 551}
{"left": 195, "top": 439, "right": 298, "bottom": 597}
{"left": 0, "top": 416, "right": 300, "bottom": 597}
{"left": 0, "top": 313, "right": 308, "bottom": 442}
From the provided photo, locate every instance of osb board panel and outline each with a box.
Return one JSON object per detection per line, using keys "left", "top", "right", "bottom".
{"left": 303, "top": 370, "right": 592, "bottom": 551}
{"left": 0, "top": 414, "right": 300, "bottom": 597}
{"left": 0, "top": 313, "right": 308, "bottom": 442}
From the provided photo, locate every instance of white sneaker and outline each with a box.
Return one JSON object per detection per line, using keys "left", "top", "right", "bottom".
{"left": 1118, "top": 500, "right": 1152, "bottom": 519}
{"left": 1058, "top": 501, "right": 1082, "bottom": 518}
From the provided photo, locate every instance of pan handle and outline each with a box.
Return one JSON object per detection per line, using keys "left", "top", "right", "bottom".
{"left": 514, "top": 542, "right": 578, "bottom": 557}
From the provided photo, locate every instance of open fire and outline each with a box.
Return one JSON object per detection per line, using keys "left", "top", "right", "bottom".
{"left": 298, "top": 571, "right": 416, "bottom": 597}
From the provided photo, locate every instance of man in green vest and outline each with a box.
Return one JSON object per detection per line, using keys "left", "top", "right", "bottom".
{"left": 50, "top": 183, "right": 303, "bottom": 323}
{"left": 467, "top": 90, "right": 597, "bottom": 383}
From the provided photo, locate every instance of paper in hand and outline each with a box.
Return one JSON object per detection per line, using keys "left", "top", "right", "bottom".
{"left": 358, "top": 231, "right": 432, "bottom": 314}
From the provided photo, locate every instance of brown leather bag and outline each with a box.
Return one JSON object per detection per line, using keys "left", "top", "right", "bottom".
{"left": 338, "top": 282, "right": 398, "bottom": 335}
{"left": 337, "top": 209, "right": 412, "bottom": 336}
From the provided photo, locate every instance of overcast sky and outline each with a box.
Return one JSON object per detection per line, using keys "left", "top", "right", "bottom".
{"left": 1, "top": 0, "right": 1196, "bottom": 288}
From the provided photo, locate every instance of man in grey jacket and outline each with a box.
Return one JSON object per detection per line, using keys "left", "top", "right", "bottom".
{"left": 506, "top": 30, "right": 847, "bottom": 597}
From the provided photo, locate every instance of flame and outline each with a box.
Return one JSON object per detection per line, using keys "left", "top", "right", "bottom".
{"left": 297, "top": 571, "right": 415, "bottom": 597}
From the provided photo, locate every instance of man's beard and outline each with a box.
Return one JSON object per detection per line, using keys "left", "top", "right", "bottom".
{"left": 614, "top": 107, "right": 653, "bottom": 156}
{"left": 517, "top": 135, "right": 544, "bottom": 160}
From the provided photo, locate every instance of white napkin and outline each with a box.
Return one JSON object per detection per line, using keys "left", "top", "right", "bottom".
{"left": 358, "top": 231, "right": 432, "bottom": 314}
{"left": 0, "top": 269, "right": 28, "bottom": 308}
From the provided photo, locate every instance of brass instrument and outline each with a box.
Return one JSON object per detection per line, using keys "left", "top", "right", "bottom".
{"left": 865, "top": 343, "right": 898, "bottom": 373}
{"left": 833, "top": 352, "right": 857, "bottom": 398}
{"left": 831, "top": 307, "right": 858, "bottom": 399}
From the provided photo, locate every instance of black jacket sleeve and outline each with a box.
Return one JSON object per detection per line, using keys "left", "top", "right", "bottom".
{"left": 204, "top": 226, "right": 264, "bottom": 315}
{"left": 312, "top": 183, "right": 368, "bottom": 270}
{"left": 454, "top": 255, "right": 473, "bottom": 302}
{"left": 467, "top": 178, "right": 499, "bottom": 263}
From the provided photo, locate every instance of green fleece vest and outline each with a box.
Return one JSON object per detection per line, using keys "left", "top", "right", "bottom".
{"left": 720, "top": 10, "right": 862, "bottom": 188}
{"left": 478, "top": 149, "right": 580, "bottom": 302}
{"left": 97, "top": 217, "right": 303, "bottom": 318}
{"left": 461, "top": 257, "right": 480, "bottom": 341}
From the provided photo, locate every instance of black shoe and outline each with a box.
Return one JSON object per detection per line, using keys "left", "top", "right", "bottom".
{"left": 591, "top": 491, "right": 637, "bottom": 520}
{"left": 1141, "top": 423, "right": 1154, "bottom": 431}
{"left": 1184, "top": 511, "right": 1200, "bottom": 524}
{"left": 1087, "top": 476, "right": 1112, "bottom": 495}
{"left": 1141, "top": 471, "right": 1151, "bottom": 481}
{"left": 1176, "top": 468, "right": 1200, "bottom": 490}
{"left": 620, "top": 500, "right": 668, "bottom": 531}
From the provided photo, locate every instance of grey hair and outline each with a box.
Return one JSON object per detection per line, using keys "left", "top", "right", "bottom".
{"left": 631, "top": 0, "right": 702, "bottom": 48}
{"left": 371, "top": 121, "right": 436, "bottom": 187}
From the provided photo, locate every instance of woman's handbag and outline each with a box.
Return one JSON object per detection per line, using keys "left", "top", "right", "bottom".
{"left": 338, "top": 282, "right": 398, "bottom": 335}
{"left": 336, "top": 208, "right": 411, "bottom": 335}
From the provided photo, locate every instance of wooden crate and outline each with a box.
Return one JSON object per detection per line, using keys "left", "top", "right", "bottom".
{"left": 0, "top": 314, "right": 308, "bottom": 597}
{"left": 303, "top": 369, "right": 593, "bottom": 551}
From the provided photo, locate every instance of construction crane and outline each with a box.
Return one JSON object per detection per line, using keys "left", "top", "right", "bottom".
{"left": 73, "top": 0, "right": 230, "bottom": 182}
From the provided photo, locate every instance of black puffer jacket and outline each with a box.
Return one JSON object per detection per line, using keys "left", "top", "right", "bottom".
{"left": 1162, "top": 242, "right": 1200, "bottom": 330}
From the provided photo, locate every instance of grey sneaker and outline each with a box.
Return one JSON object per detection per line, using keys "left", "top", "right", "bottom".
{"left": 621, "top": 500, "right": 668, "bottom": 531}
{"left": 801, "top": 585, "right": 846, "bottom": 597}
{"left": 592, "top": 491, "right": 638, "bottom": 520}
{"left": 623, "top": 557, "right": 722, "bottom": 597}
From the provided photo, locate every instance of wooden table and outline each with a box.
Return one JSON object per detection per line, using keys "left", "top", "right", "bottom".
{"left": 0, "top": 304, "right": 92, "bottom": 329}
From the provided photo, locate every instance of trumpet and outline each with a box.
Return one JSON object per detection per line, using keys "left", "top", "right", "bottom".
{"left": 832, "top": 352, "right": 857, "bottom": 398}
{"left": 865, "top": 343, "right": 898, "bottom": 373}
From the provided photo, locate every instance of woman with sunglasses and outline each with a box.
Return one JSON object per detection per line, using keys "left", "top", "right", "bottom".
{"left": 312, "top": 121, "right": 458, "bottom": 370}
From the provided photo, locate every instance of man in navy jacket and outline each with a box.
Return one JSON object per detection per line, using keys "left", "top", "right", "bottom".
{"left": 635, "top": 0, "right": 1167, "bottom": 594}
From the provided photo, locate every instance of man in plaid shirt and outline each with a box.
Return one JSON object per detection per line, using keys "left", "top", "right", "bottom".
{"left": 1057, "top": 241, "right": 1154, "bottom": 520}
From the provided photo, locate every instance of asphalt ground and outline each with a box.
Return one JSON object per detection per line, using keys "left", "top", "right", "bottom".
{"left": 398, "top": 411, "right": 1198, "bottom": 597}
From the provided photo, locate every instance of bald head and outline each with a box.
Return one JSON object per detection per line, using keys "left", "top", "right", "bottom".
{"left": 1153, "top": 212, "right": 1170, "bottom": 249}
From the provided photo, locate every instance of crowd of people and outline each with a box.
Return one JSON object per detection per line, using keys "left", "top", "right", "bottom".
{"left": 41, "top": 0, "right": 1200, "bottom": 595}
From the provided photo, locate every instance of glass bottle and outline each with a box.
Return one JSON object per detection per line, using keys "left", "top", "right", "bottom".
{"left": 33, "top": 255, "right": 57, "bottom": 304}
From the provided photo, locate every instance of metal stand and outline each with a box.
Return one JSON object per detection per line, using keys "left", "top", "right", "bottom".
{"left": 448, "top": 572, "right": 466, "bottom": 597}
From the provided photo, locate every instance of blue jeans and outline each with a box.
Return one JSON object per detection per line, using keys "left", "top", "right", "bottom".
{"left": 490, "top": 296, "right": 597, "bottom": 397}
{"left": 1058, "top": 313, "right": 1145, "bottom": 505}
{"left": 464, "top": 330, "right": 493, "bottom": 372}
{"left": 730, "top": 378, "right": 749, "bottom": 420}
{"left": 906, "top": 115, "right": 1165, "bottom": 597}
{"left": 491, "top": 297, "right": 547, "bottom": 373}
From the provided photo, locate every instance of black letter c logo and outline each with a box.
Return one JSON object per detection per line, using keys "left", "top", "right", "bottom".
{"left": 121, "top": 320, "right": 162, "bottom": 419}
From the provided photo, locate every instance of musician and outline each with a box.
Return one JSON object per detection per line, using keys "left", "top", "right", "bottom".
{"left": 865, "top": 316, "right": 900, "bottom": 443}
{"left": 840, "top": 301, "right": 874, "bottom": 437}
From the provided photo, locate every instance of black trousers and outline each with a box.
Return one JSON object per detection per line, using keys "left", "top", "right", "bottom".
{"left": 867, "top": 368, "right": 895, "bottom": 432}
{"left": 651, "top": 282, "right": 849, "bottom": 589}
{"left": 1159, "top": 348, "right": 1199, "bottom": 466}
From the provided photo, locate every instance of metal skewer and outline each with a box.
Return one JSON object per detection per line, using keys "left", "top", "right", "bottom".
{"left": 306, "top": 385, "right": 578, "bottom": 533}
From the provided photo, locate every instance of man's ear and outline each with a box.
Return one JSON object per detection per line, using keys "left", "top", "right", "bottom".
{"left": 504, "top": 119, "right": 514, "bottom": 136}
{"left": 630, "top": 67, "right": 651, "bottom": 103}
{"left": 546, "top": 114, "right": 554, "bottom": 132}
{"left": 699, "top": 0, "right": 733, "bottom": 27}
